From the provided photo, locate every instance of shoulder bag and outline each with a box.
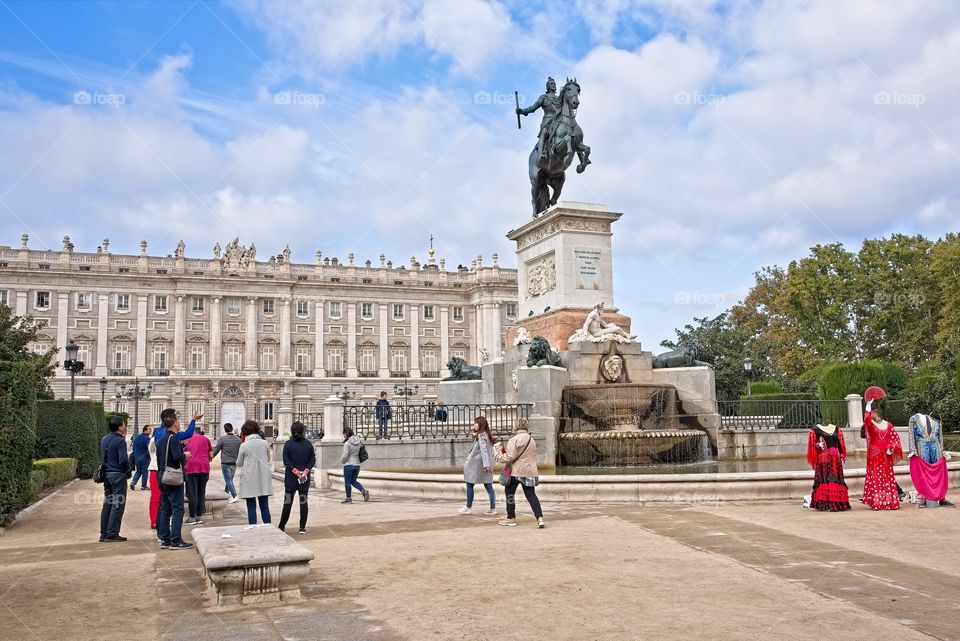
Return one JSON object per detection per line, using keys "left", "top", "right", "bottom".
{"left": 358, "top": 440, "right": 369, "bottom": 463}
{"left": 498, "top": 436, "right": 531, "bottom": 486}
{"left": 160, "top": 434, "right": 184, "bottom": 486}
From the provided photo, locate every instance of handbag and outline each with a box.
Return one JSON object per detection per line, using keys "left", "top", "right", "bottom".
{"left": 358, "top": 443, "right": 369, "bottom": 463}
{"left": 93, "top": 464, "right": 105, "bottom": 484}
{"left": 159, "top": 433, "right": 184, "bottom": 486}
{"left": 498, "top": 436, "right": 531, "bottom": 486}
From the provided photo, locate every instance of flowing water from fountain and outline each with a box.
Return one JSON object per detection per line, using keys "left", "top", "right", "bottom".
{"left": 558, "top": 383, "right": 713, "bottom": 467}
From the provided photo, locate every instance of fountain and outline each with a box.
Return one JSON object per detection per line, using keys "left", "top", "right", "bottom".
{"left": 559, "top": 383, "right": 712, "bottom": 467}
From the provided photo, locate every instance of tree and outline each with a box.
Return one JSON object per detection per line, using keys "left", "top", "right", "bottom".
{"left": 0, "top": 304, "right": 54, "bottom": 399}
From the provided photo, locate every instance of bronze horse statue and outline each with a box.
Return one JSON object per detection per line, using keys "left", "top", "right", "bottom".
{"left": 528, "top": 78, "right": 591, "bottom": 217}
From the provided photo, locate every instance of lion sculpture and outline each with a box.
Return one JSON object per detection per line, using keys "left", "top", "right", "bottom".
{"left": 652, "top": 340, "right": 710, "bottom": 368}
{"left": 526, "top": 336, "right": 563, "bottom": 367}
{"left": 444, "top": 356, "right": 482, "bottom": 380}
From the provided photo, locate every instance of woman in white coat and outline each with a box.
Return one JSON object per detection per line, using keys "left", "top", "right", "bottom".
{"left": 458, "top": 416, "right": 497, "bottom": 515}
{"left": 237, "top": 420, "right": 272, "bottom": 524}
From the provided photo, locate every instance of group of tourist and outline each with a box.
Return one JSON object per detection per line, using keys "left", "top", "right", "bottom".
{"left": 806, "top": 389, "right": 951, "bottom": 512}
{"left": 98, "top": 410, "right": 287, "bottom": 545}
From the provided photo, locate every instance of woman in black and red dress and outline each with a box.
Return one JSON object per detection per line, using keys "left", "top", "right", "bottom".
{"left": 807, "top": 423, "right": 851, "bottom": 511}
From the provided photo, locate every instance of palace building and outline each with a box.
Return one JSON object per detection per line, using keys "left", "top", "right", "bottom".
{"left": 0, "top": 234, "right": 519, "bottom": 436}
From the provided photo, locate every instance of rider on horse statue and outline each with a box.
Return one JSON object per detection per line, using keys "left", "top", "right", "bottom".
{"left": 516, "top": 77, "right": 562, "bottom": 170}
{"left": 516, "top": 76, "right": 592, "bottom": 217}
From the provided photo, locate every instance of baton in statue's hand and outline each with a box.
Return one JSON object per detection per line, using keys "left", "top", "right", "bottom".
{"left": 515, "top": 91, "right": 521, "bottom": 129}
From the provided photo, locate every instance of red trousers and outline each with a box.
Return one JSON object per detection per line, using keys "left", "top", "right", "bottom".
{"left": 149, "top": 471, "right": 160, "bottom": 528}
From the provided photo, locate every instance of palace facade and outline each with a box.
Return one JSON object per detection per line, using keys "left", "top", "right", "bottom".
{"left": 0, "top": 234, "right": 519, "bottom": 436}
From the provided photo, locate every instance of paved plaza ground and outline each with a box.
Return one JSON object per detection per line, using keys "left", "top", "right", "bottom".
{"left": 0, "top": 472, "right": 958, "bottom": 641}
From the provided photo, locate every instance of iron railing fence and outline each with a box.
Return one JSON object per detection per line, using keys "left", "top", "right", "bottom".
{"left": 342, "top": 403, "right": 531, "bottom": 441}
{"left": 293, "top": 412, "right": 325, "bottom": 439}
{"left": 718, "top": 399, "right": 849, "bottom": 430}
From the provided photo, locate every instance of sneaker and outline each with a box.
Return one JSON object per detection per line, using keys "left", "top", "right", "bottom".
{"left": 537, "top": 517, "right": 545, "bottom": 529}
{"left": 499, "top": 519, "right": 517, "bottom": 527}
{"left": 362, "top": 489, "right": 370, "bottom": 502}
{"left": 193, "top": 519, "right": 204, "bottom": 525}
{"left": 159, "top": 540, "right": 171, "bottom": 549}
{"left": 130, "top": 484, "right": 136, "bottom": 490}
{"left": 484, "top": 509, "right": 497, "bottom": 516}
{"left": 457, "top": 506, "right": 472, "bottom": 514}
{"left": 167, "top": 541, "right": 193, "bottom": 550}
{"left": 228, "top": 496, "right": 239, "bottom": 504}
{"left": 298, "top": 529, "right": 306, "bottom": 535}
{"left": 341, "top": 498, "right": 353, "bottom": 504}
{"left": 103, "top": 535, "right": 128, "bottom": 542}
{"left": 184, "top": 518, "right": 196, "bottom": 525}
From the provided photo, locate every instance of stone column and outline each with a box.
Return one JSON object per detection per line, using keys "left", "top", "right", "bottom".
{"left": 276, "top": 381, "right": 293, "bottom": 441}
{"left": 322, "top": 396, "right": 345, "bottom": 443}
{"left": 475, "top": 303, "right": 485, "bottom": 364}
{"left": 173, "top": 294, "right": 185, "bottom": 371}
{"left": 206, "top": 296, "right": 221, "bottom": 370}
{"left": 135, "top": 294, "right": 148, "bottom": 376}
{"left": 346, "top": 303, "right": 358, "bottom": 377}
{"left": 56, "top": 292, "right": 69, "bottom": 369}
{"left": 410, "top": 304, "right": 420, "bottom": 377}
{"left": 846, "top": 394, "right": 864, "bottom": 431}
{"left": 245, "top": 297, "right": 258, "bottom": 370}
{"left": 440, "top": 305, "right": 450, "bottom": 376}
{"left": 489, "top": 302, "right": 502, "bottom": 358}
{"left": 96, "top": 294, "right": 109, "bottom": 376}
{"left": 280, "top": 298, "right": 292, "bottom": 371}
{"left": 313, "top": 300, "right": 325, "bottom": 376}
{"left": 378, "top": 304, "right": 389, "bottom": 377}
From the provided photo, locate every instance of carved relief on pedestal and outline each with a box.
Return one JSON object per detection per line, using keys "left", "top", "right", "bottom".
{"left": 517, "top": 222, "right": 559, "bottom": 249}
{"left": 525, "top": 253, "right": 556, "bottom": 299}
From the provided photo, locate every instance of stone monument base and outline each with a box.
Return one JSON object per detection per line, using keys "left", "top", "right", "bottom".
{"left": 504, "top": 308, "right": 633, "bottom": 353}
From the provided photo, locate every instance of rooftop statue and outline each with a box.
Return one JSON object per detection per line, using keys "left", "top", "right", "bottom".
{"left": 568, "top": 302, "right": 636, "bottom": 344}
{"left": 517, "top": 76, "right": 591, "bottom": 217}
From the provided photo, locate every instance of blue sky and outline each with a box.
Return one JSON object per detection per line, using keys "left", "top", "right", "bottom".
{"left": 1, "top": 0, "right": 958, "bottom": 349}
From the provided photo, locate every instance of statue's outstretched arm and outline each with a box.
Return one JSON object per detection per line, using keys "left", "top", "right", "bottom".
{"left": 517, "top": 95, "right": 543, "bottom": 116}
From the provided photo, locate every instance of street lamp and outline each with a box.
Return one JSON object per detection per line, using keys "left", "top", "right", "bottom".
{"left": 334, "top": 385, "right": 356, "bottom": 402}
{"left": 394, "top": 378, "right": 419, "bottom": 398}
{"left": 62, "top": 339, "right": 85, "bottom": 400}
{"left": 98, "top": 376, "right": 108, "bottom": 406}
{"left": 116, "top": 379, "right": 153, "bottom": 433}
{"left": 743, "top": 357, "right": 754, "bottom": 397}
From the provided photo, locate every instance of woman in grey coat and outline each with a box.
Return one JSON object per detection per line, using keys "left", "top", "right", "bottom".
{"left": 458, "top": 416, "right": 497, "bottom": 515}
{"left": 236, "top": 420, "right": 272, "bottom": 524}
{"left": 339, "top": 427, "right": 369, "bottom": 504}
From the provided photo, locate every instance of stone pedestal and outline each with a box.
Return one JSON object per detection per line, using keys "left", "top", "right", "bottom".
{"left": 437, "top": 379, "right": 484, "bottom": 406}
{"left": 507, "top": 201, "right": 623, "bottom": 320}
{"left": 322, "top": 396, "right": 344, "bottom": 443}
{"left": 565, "top": 340, "right": 650, "bottom": 385}
{"left": 846, "top": 394, "right": 864, "bottom": 431}
{"left": 192, "top": 525, "right": 314, "bottom": 606}
{"left": 204, "top": 490, "right": 230, "bottom": 520}
{"left": 481, "top": 362, "right": 513, "bottom": 404}
{"left": 651, "top": 365, "right": 720, "bottom": 448}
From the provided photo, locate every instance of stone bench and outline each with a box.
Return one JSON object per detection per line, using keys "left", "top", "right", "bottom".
{"left": 203, "top": 490, "right": 231, "bottom": 520}
{"left": 192, "top": 525, "right": 314, "bottom": 606}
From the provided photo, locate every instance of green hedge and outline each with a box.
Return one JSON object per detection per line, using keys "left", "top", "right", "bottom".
{"left": 35, "top": 400, "right": 103, "bottom": 478}
{"left": 817, "top": 360, "right": 907, "bottom": 401}
{"left": 34, "top": 458, "right": 77, "bottom": 488}
{"left": 747, "top": 380, "right": 783, "bottom": 395}
{"left": 0, "top": 361, "right": 40, "bottom": 526}
{"left": 907, "top": 373, "right": 940, "bottom": 395}
{"left": 884, "top": 399, "right": 910, "bottom": 427}
{"left": 739, "top": 392, "right": 815, "bottom": 402}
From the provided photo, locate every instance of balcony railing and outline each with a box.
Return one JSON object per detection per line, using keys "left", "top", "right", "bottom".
{"left": 147, "top": 369, "right": 170, "bottom": 376}
{"left": 329, "top": 370, "right": 346, "bottom": 377}
{"left": 110, "top": 369, "right": 132, "bottom": 376}
{"left": 421, "top": 371, "right": 440, "bottom": 378}
{"left": 295, "top": 370, "right": 312, "bottom": 377}
{"left": 389, "top": 370, "right": 410, "bottom": 378}
{"left": 358, "top": 370, "right": 378, "bottom": 377}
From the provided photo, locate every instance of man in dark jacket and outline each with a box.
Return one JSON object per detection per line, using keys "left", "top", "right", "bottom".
{"left": 156, "top": 408, "right": 193, "bottom": 550}
{"left": 99, "top": 415, "right": 131, "bottom": 542}
{"left": 212, "top": 423, "right": 241, "bottom": 502}
{"left": 375, "top": 392, "right": 392, "bottom": 440}
{"left": 130, "top": 425, "right": 151, "bottom": 490}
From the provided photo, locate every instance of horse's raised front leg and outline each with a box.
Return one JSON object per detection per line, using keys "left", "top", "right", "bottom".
{"left": 576, "top": 143, "right": 591, "bottom": 174}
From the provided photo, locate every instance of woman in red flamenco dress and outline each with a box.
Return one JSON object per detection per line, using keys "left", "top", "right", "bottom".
{"left": 807, "top": 423, "right": 850, "bottom": 511}
{"left": 862, "top": 399, "right": 903, "bottom": 510}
